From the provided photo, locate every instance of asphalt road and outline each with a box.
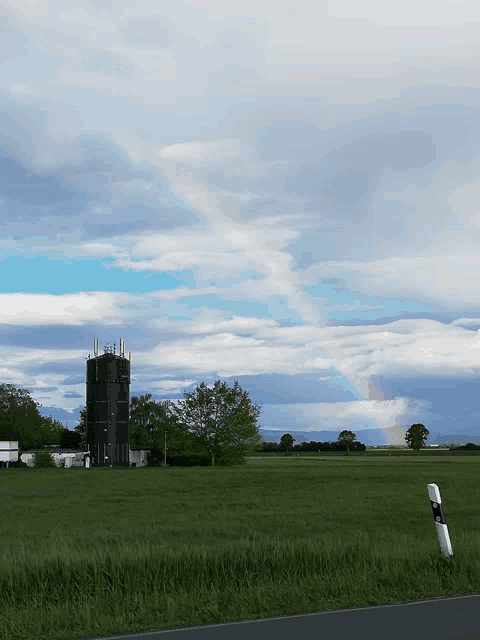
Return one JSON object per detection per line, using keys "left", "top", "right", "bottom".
{"left": 76, "top": 592, "right": 480, "bottom": 640}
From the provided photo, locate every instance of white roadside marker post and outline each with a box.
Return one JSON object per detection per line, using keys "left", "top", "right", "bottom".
{"left": 427, "top": 483, "right": 453, "bottom": 560}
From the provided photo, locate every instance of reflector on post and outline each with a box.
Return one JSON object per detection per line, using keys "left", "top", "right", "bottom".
{"left": 427, "top": 483, "right": 453, "bottom": 560}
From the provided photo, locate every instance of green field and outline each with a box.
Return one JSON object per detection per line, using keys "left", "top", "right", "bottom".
{"left": 2, "top": 453, "right": 480, "bottom": 640}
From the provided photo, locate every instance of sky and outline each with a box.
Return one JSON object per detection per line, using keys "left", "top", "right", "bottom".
{"left": 2, "top": 0, "right": 480, "bottom": 449}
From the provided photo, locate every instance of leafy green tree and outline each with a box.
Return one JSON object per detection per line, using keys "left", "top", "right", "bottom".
{"left": 280, "top": 433, "right": 295, "bottom": 455}
{"left": 73, "top": 406, "right": 87, "bottom": 448}
{"left": 405, "top": 423, "right": 429, "bottom": 455}
{"left": 213, "top": 388, "right": 266, "bottom": 460}
{"left": 337, "top": 430, "right": 356, "bottom": 456}
{"left": 0, "top": 386, "right": 37, "bottom": 452}
{"left": 58, "top": 427, "right": 82, "bottom": 448}
{"left": 128, "top": 394, "right": 207, "bottom": 463}
{"left": 0, "top": 384, "right": 64, "bottom": 454}
{"left": 75, "top": 395, "right": 211, "bottom": 464}
{"left": 40, "top": 416, "right": 72, "bottom": 448}
{"left": 129, "top": 394, "right": 160, "bottom": 448}
{"left": 166, "top": 380, "right": 264, "bottom": 466}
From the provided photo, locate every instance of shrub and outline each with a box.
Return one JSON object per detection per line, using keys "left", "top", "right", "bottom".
{"left": 147, "top": 444, "right": 249, "bottom": 467}
{"left": 146, "top": 448, "right": 165, "bottom": 467}
{"left": 215, "top": 447, "right": 247, "bottom": 467}
{"left": 33, "top": 452, "right": 57, "bottom": 468}
{"left": 6, "top": 459, "right": 28, "bottom": 468}
{"left": 168, "top": 453, "right": 211, "bottom": 467}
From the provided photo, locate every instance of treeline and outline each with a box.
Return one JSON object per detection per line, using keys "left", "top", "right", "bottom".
{"left": 0, "top": 383, "right": 67, "bottom": 453}
{"left": 260, "top": 440, "right": 366, "bottom": 453}
{"left": 0, "top": 381, "right": 363, "bottom": 467}
{"left": 0, "top": 380, "right": 267, "bottom": 467}
{"left": 449, "top": 442, "right": 480, "bottom": 451}
{"left": 1, "top": 381, "right": 438, "bottom": 467}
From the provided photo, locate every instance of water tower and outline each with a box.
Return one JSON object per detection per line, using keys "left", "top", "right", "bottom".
{"left": 85, "top": 339, "right": 131, "bottom": 467}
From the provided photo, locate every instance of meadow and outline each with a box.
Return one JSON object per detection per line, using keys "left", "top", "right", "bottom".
{"left": 1, "top": 450, "right": 480, "bottom": 640}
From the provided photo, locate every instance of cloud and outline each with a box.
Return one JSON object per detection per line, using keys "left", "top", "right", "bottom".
{"left": 1, "top": 0, "right": 480, "bottom": 446}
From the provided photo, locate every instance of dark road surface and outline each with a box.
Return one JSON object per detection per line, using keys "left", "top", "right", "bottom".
{"left": 76, "top": 592, "right": 480, "bottom": 640}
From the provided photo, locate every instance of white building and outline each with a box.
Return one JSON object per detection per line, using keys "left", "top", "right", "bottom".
{"left": 0, "top": 441, "right": 19, "bottom": 468}
{"left": 0, "top": 441, "right": 153, "bottom": 468}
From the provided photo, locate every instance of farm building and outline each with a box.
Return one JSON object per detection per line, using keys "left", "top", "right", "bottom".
{"left": 19, "top": 445, "right": 153, "bottom": 467}
{"left": 0, "top": 441, "right": 153, "bottom": 468}
{"left": 0, "top": 440, "right": 19, "bottom": 468}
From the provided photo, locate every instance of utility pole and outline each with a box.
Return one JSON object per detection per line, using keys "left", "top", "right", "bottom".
{"left": 164, "top": 430, "right": 167, "bottom": 467}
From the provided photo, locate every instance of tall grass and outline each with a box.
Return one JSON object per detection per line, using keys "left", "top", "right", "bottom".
{"left": 1, "top": 455, "right": 479, "bottom": 640}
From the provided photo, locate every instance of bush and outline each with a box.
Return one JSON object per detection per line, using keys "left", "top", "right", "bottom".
{"left": 168, "top": 452, "right": 211, "bottom": 467}
{"left": 147, "top": 442, "right": 249, "bottom": 467}
{"left": 146, "top": 448, "right": 164, "bottom": 467}
{"left": 33, "top": 452, "right": 57, "bottom": 468}
{"left": 6, "top": 459, "right": 28, "bottom": 469}
{"left": 208, "top": 443, "right": 248, "bottom": 467}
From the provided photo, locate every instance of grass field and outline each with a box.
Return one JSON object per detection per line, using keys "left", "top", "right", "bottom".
{"left": 1, "top": 452, "right": 480, "bottom": 640}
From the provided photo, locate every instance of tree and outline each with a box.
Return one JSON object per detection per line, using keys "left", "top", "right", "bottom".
{"left": 74, "top": 406, "right": 87, "bottom": 448}
{"left": 166, "top": 380, "right": 264, "bottom": 466}
{"left": 38, "top": 416, "right": 67, "bottom": 447}
{"left": 58, "top": 427, "right": 82, "bottom": 449}
{"left": 337, "top": 430, "right": 356, "bottom": 456}
{"left": 214, "top": 390, "right": 266, "bottom": 460}
{"left": 0, "top": 385, "right": 38, "bottom": 451}
{"left": 405, "top": 423, "right": 429, "bottom": 455}
{"left": 128, "top": 394, "right": 186, "bottom": 450}
{"left": 129, "top": 394, "right": 159, "bottom": 448}
{"left": 0, "top": 383, "right": 64, "bottom": 454}
{"left": 73, "top": 395, "right": 212, "bottom": 464}
{"left": 128, "top": 394, "right": 207, "bottom": 463}
{"left": 280, "top": 433, "right": 295, "bottom": 455}
{"left": 210, "top": 381, "right": 266, "bottom": 461}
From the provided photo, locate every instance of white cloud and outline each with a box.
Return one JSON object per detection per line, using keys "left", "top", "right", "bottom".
{"left": 158, "top": 140, "right": 242, "bottom": 167}
{"left": 2, "top": 0, "right": 480, "bottom": 444}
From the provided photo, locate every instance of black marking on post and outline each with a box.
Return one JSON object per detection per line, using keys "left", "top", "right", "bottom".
{"left": 430, "top": 500, "right": 446, "bottom": 525}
